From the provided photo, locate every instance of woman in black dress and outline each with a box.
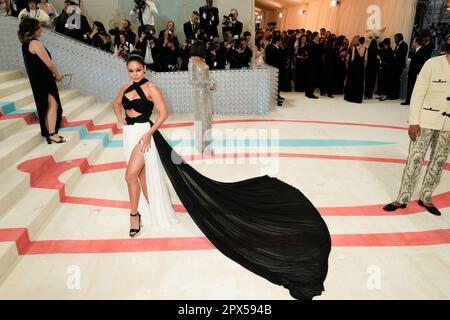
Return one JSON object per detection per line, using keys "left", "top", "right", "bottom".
{"left": 294, "top": 34, "right": 309, "bottom": 92}
{"left": 344, "top": 36, "right": 367, "bottom": 104}
{"left": 114, "top": 53, "right": 331, "bottom": 300}
{"left": 364, "top": 39, "right": 379, "bottom": 99}
{"left": 18, "top": 17, "right": 65, "bottom": 143}
{"left": 378, "top": 38, "right": 394, "bottom": 101}
{"left": 320, "top": 35, "right": 337, "bottom": 97}
{"left": 334, "top": 35, "right": 348, "bottom": 95}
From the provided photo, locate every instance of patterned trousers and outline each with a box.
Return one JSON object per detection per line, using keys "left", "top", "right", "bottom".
{"left": 396, "top": 128, "right": 450, "bottom": 204}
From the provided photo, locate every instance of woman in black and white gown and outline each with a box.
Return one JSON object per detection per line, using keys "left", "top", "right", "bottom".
{"left": 113, "top": 53, "right": 331, "bottom": 300}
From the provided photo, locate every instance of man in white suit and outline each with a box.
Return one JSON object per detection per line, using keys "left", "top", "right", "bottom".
{"left": 384, "top": 35, "right": 450, "bottom": 216}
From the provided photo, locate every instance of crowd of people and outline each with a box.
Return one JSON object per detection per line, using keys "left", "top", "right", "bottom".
{"left": 257, "top": 27, "right": 445, "bottom": 106}
{"left": 3, "top": 0, "right": 448, "bottom": 106}
{"left": 3, "top": 0, "right": 256, "bottom": 72}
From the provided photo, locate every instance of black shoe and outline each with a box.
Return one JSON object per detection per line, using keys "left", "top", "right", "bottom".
{"left": 418, "top": 200, "right": 442, "bottom": 216}
{"left": 278, "top": 96, "right": 285, "bottom": 101}
{"left": 307, "top": 95, "right": 319, "bottom": 99}
{"left": 400, "top": 102, "right": 410, "bottom": 106}
{"left": 129, "top": 212, "right": 143, "bottom": 237}
{"left": 383, "top": 202, "right": 407, "bottom": 212}
{"left": 327, "top": 94, "right": 334, "bottom": 98}
{"left": 277, "top": 102, "right": 283, "bottom": 106}
{"left": 46, "top": 132, "right": 66, "bottom": 144}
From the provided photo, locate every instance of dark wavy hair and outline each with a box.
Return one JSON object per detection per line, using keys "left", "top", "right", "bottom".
{"left": 18, "top": 17, "right": 41, "bottom": 44}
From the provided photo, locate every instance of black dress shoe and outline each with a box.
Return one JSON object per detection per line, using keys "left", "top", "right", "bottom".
{"left": 278, "top": 96, "right": 285, "bottom": 101}
{"left": 383, "top": 202, "right": 407, "bottom": 212}
{"left": 400, "top": 102, "right": 410, "bottom": 106}
{"left": 307, "top": 95, "right": 319, "bottom": 99}
{"left": 418, "top": 200, "right": 442, "bottom": 216}
{"left": 277, "top": 102, "right": 283, "bottom": 106}
{"left": 327, "top": 94, "right": 334, "bottom": 98}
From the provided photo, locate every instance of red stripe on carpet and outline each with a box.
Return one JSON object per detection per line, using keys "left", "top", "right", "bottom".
{"left": 8, "top": 229, "right": 449, "bottom": 255}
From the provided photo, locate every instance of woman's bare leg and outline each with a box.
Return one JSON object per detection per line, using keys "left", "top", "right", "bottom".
{"left": 138, "top": 167, "right": 149, "bottom": 204}
{"left": 46, "top": 94, "right": 58, "bottom": 134}
{"left": 125, "top": 143, "right": 145, "bottom": 229}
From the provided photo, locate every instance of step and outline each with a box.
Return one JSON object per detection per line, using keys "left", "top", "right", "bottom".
{"left": 0, "top": 125, "right": 42, "bottom": 170}
{"left": 0, "top": 71, "right": 22, "bottom": 84}
{"left": 0, "top": 119, "right": 27, "bottom": 141}
{"left": 0, "top": 89, "right": 34, "bottom": 110}
{"left": 17, "top": 89, "right": 80, "bottom": 110}
{"left": 0, "top": 78, "right": 30, "bottom": 99}
{"left": 62, "top": 95, "right": 97, "bottom": 119}
{"left": 67, "top": 102, "right": 112, "bottom": 126}
{"left": 0, "top": 242, "right": 18, "bottom": 284}
{"left": 59, "top": 138, "right": 105, "bottom": 195}
{"left": 0, "top": 130, "right": 81, "bottom": 215}
{"left": 0, "top": 188, "right": 60, "bottom": 240}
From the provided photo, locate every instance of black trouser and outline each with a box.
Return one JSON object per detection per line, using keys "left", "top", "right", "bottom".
{"left": 388, "top": 67, "right": 404, "bottom": 100}
{"left": 306, "top": 63, "right": 318, "bottom": 97}
{"left": 405, "top": 73, "right": 418, "bottom": 104}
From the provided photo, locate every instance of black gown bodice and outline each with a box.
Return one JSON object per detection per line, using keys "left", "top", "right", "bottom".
{"left": 122, "top": 78, "right": 154, "bottom": 124}
{"left": 21, "top": 40, "right": 63, "bottom": 137}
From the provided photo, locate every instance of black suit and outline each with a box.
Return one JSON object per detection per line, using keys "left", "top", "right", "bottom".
{"left": 423, "top": 41, "right": 434, "bottom": 60}
{"left": 266, "top": 43, "right": 286, "bottom": 101}
{"left": 405, "top": 47, "right": 429, "bottom": 103}
{"left": 306, "top": 41, "right": 321, "bottom": 97}
{"left": 199, "top": 5, "right": 219, "bottom": 38}
{"left": 183, "top": 21, "right": 200, "bottom": 41}
{"left": 222, "top": 20, "right": 243, "bottom": 38}
{"left": 135, "top": 37, "right": 160, "bottom": 71}
{"left": 390, "top": 41, "right": 408, "bottom": 99}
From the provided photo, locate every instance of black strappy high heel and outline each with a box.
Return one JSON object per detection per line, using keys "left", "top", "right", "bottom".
{"left": 46, "top": 132, "right": 66, "bottom": 144}
{"left": 129, "top": 212, "right": 143, "bottom": 238}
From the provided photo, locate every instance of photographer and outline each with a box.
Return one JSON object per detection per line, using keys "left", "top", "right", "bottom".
{"left": 135, "top": 26, "right": 160, "bottom": 71}
{"left": 109, "top": 19, "right": 136, "bottom": 49}
{"left": 159, "top": 23, "right": 180, "bottom": 71}
{"left": 199, "top": 0, "right": 219, "bottom": 39}
{"left": 9, "top": 0, "right": 27, "bottom": 17}
{"left": 184, "top": 11, "right": 200, "bottom": 41}
{"left": 56, "top": 2, "right": 90, "bottom": 42}
{"left": 18, "top": 0, "right": 50, "bottom": 26}
{"left": 114, "top": 33, "right": 134, "bottom": 61}
{"left": 205, "top": 40, "right": 219, "bottom": 70}
{"left": 222, "top": 9, "right": 242, "bottom": 39}
{"left": 83, "top": 21, "right": 112, "bottom": 52}
{"left": 130, "top": 0, "right": 158, "bottom": 29}
{"left": 216, "top": 31, "right": 233, "bottom": 69}
{"left": 227, "top": 37, "right": 252, "bottom": 69}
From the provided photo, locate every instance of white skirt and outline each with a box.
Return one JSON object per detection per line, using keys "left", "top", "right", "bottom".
{"left": 122, "top": 122, "right": 179, "bottom": 229}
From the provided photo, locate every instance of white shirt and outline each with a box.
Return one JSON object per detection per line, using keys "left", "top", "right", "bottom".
{"left": 144, "top": 42, "right": 154, "bottom": 65}
{"left": 18, "top": 8, "right": 50, "bottom": 26}
{"left": 130, "top": 0, "right": 158, "bottom": 26}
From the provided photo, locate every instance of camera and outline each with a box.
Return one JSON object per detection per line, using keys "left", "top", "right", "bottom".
{"left": 222, "top": 14, "right": 233, "bottom": 26}
{"left": 134, "top": 0, "right": 146, "bottom": 8}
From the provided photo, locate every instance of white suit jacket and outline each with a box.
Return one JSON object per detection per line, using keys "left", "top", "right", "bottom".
{"left": 130, "top": 1, "right": 158, "bottom": 26}
{"left": 410, "top": 55, "right": 450, "bottom": 131}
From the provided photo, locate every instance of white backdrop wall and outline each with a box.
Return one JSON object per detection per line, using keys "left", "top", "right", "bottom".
{"left": 259, "top": 0, "right": 418, "bottom": 43}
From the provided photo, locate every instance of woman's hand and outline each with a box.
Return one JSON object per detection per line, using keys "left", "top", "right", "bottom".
{"left": 140, "top": 131, "right": 153, "bottom": 153}
{"left": 55, "top": 73, "right": 64, "bottom": 81}
{"left": 117, "top": 115, "right": 127, "bottom": 125}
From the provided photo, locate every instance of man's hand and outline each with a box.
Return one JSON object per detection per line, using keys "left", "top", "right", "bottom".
{"left": 408, "top": 125, "right": 421, "bottom": 142}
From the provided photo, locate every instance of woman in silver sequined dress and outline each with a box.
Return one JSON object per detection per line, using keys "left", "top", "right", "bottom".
{"left": 188, "top": 42, "right": 217, "bottom": 155}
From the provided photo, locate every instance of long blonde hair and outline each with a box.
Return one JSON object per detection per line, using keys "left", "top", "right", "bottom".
{"left": 349, "top": 35, "right": 360, "bottom": 48}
